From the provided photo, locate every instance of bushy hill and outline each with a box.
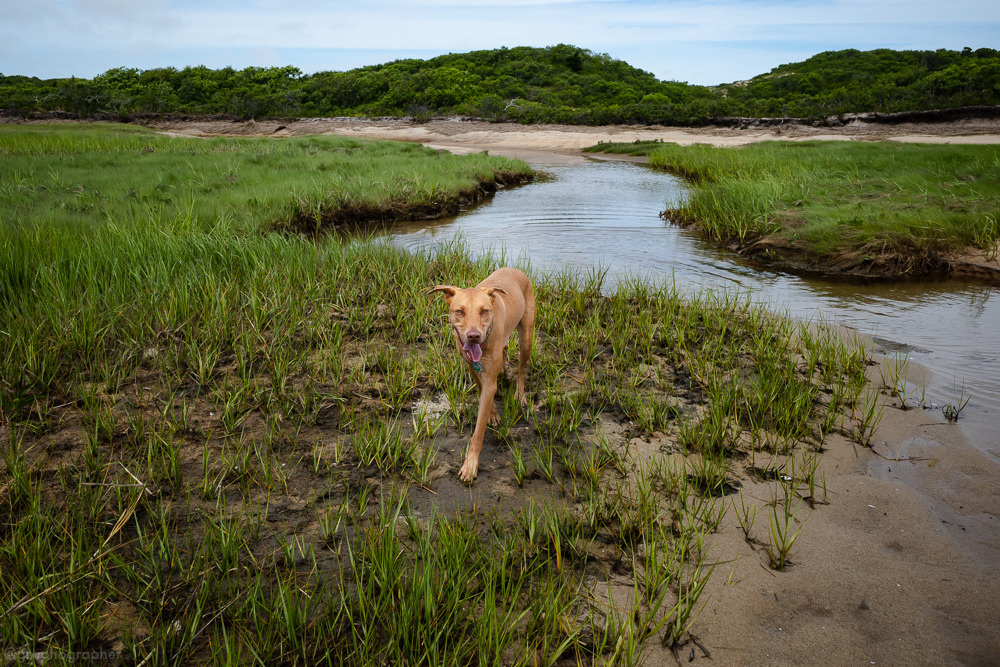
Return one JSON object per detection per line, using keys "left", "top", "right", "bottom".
{"left": 299, "top": 45, "right": 715, "bottom": 124}
{"left": 2, "top": 45, "right": 998, "bottom": 125}
{"left": 718, "top": 47, "right": 1000, "bottom": 118}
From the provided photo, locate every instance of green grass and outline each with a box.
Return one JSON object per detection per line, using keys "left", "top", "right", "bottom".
{"left": 0, "top": 123, "right": 531, "bottom": 235}
{"left": 586, "top": 140, "right": 1000, "bottom": 274}
{"left": 1, "top": 125, "right": 883, "bottom": 663}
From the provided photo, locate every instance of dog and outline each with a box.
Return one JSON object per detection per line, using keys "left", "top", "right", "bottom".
{"left": 429, "top": 267, "right": 535, "bottom": 483}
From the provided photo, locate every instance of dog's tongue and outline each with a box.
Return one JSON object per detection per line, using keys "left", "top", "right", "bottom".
{"left": 463, "top": 342, "right": 483, "bottom": 363}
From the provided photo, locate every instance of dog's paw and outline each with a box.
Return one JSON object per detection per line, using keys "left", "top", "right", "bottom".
{"left": 458, "top": 458, "right": 479, "bottom": 484}
{"left": 488, "top": 409, "right": 501, "bottom": 426}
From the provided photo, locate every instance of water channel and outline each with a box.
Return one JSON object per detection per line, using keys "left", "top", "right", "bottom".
{"left": 388, "top": 156, "right": 999, "bottom": 463}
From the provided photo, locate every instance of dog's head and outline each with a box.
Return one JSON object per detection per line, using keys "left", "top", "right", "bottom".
{"left": 428, "top": 284, "right": 506, "bottom": 363}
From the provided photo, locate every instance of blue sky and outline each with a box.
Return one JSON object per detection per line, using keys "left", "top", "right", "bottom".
{"left": 2, "top": 0, "right": 998, "bottom": 86}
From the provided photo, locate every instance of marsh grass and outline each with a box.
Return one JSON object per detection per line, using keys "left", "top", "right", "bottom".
{"left": 587, "top": 140, "right": 1000, "bottom": 275}
{"left": 0, "top": 123, "right": 531, "bottom": 236}
{"left": 1, "top": 125, "right": 884, "bottom": 663}
{"left": 942, "top": 380, "right": 973, "bottom": 422}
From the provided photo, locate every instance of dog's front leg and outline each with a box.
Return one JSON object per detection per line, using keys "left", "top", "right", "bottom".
{"left": 459, "top": 376, "right": 498, "bottom": 483}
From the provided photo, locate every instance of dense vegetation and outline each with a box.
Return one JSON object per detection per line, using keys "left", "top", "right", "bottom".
{"left": 0, "top": 123, "right": 531, "bottom": 239}
{"left": 717, "top": 47, "right": 1000, "bottom": 119}
{"left": 2, "top": 45, "right": 998, "bottom": 125}
{"left": 586, "top": 140, "right": 1000, "bottom": 276}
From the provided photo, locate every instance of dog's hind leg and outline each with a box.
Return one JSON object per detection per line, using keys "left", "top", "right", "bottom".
{"left": 515, "top": 293, "right": 535, "bottom": 406}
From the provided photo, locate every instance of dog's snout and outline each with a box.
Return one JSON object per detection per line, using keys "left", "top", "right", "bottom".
{"left": 466, "top": 330, "right": 482, "bottom": 344}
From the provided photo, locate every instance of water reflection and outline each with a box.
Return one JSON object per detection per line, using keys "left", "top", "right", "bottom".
{"left": 389, "top": 160, "right": 1000, "bottom": 458}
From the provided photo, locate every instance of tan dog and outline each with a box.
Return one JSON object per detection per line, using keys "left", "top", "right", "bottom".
{"left": 429, "top": 267, "right": 535, "bottom": 483}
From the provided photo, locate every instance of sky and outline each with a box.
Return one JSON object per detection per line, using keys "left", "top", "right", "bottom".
{"left": 2, "top": 0, "right": 998, "bottom": 86}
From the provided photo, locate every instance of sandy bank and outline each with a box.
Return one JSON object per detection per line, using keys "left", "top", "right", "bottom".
{"left": 137, "top": 115, "right": 1000, "bottom": 155}
{"left": 693, "top": 382, "right": 1000, "bottom": 665}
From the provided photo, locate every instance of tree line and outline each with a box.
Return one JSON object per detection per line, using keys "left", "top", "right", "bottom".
{"left": 2, "top": 45, "right": 998, "bottom": 125}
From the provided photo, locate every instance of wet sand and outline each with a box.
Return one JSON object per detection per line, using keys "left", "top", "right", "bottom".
{"left": 692, "top": 394, "right": 1000, "bottom": 666}
{"left": 45, "top": 114, "right": 1000, "bottom": 663}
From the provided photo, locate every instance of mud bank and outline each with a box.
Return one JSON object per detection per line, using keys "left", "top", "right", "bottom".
{"left": 285, "top": 170, "right": 533, "bottom": 233}
{"left": 704, "top": 227, "right": 1000, "bottom": 284}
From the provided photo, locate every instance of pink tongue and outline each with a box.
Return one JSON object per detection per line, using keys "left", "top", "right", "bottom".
{"left": 463, "top": 342, "right": 483, "bottom": 363}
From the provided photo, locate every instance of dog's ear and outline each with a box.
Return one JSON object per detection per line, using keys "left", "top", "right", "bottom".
{"left": 428, "top": 285, "right": 458, "bottom": 301}
{"left": 483, "top": 286, "right": 507, "bottom": 300}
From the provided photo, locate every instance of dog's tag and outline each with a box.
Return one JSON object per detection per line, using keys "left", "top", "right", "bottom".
{"left": 472, "top": 361, "right": 482, "bottom": 373}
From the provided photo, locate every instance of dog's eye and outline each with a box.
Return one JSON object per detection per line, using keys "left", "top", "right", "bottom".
{"left": 481, "top": 309, "right": 490, "bottom": 316}
{"left": 454, "top": 309, "right": 464, "bottom": 316}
